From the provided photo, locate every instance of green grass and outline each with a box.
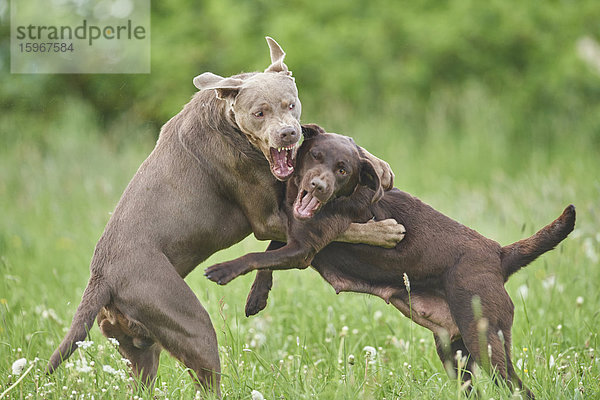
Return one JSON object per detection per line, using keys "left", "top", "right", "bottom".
{"left": 1, "top": 100, "right": 599, "bottom": 399}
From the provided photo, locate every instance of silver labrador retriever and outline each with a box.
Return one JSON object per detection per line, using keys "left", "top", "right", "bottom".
{"left": 46, "top": 38, "right": 405, "bottom": 394}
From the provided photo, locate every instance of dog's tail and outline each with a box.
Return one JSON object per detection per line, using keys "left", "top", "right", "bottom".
{"left": 46, "top": 275, "right": 110, "bottom": 374}
{"left": 500, "top": 205, "right": 575, "bottom": 280}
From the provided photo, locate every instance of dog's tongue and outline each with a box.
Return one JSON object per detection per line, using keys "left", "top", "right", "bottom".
{"left": 270, "top": 148, "right": 294, "bottom": 180}
{"left": 295, "top": 191, "right": 321, "bottom": 219}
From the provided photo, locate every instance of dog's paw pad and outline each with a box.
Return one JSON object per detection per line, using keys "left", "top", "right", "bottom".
{"left": 204, "top": 264, "right": 239, "bottom": 285}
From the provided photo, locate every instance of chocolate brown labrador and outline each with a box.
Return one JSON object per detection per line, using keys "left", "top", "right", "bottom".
{"left": 205, "top": 124, "right": 575, "bottom": 399}
{"left": 46, "top": 40, "right": 405, "bottom": 395}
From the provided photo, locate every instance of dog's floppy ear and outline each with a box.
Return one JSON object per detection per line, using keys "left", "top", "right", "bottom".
{"left": 265, "top": 37, "right": 291, "bottom": 75}
{"left": 301, "top": 124, "right": 325, "bottom": 139}
{"left": 193, "top": 72, "right": 244, "bottom": 99}
{"left": 359, "top": 158, "right": 385, "bottom": 204}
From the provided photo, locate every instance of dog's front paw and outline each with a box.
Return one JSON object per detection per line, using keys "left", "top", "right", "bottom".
{"left": 204, "top": 262, "right": 245, "bottom": 285}
{"left": 368, "top": 218, "right": 406, "bottom": 248}
{"left": 245, "top": 288, "right": 269, "bottom": 317}
{"left": 245, "top": 271, "right": 273, "bottom": 317}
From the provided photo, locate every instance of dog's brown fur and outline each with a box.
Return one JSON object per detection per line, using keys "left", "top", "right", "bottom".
{"left": 46, "top": 41, "right": 405, "bottom": 395}
{"left": 205, "top": 125, "right": 576, "bottom": 398}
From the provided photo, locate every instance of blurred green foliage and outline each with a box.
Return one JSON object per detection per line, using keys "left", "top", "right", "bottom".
{"left": 2, "top": 0, "right": 600, "bottom": 150}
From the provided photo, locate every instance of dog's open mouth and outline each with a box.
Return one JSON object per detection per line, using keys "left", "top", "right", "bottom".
{"left": 269, "top": 145, "right": 297, "bottom": 181}
{"left": 293, "top": 189, "right": 322, "bottom": 220}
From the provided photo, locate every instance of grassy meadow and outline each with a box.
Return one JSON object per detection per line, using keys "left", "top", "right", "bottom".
{"left": 0, "top": 92, "right": 599, "bottom": 399}
{"left": 2, "top": 1, "right": 600, "bottom": 398}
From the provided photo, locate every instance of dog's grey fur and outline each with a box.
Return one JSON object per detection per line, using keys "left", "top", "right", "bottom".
{"left": 46, "top": 38, "right": 404, "bottom": 394}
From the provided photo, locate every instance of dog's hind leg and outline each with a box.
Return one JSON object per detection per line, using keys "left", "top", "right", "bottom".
{"left": 97, "top": 313, "right": 161, "bottom": 387}
{"left": 113, "top": 252, "right": 221, "bottom": 396}
{"left": 445, "top": 265, "right": 534, "bottom": 398}
{"left": 122, "top": 342, "right": 161, "bottom": 387}
{"left": 433, "top": 334, "right": 477, "bottom": 394}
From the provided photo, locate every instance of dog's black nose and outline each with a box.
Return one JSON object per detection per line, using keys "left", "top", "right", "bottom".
{"left": 279, "top": 126, "right": 299, "bottom": 141}
{"left": 310, "top": 177, "right": 326, "bottom": 193}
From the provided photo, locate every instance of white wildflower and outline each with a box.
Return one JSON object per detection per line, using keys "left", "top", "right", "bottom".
{"left": 549, "top": 355, "right": 555, "bottom": 368}
{"left": 43, "top": 309, "right": 62, "bottom": 323}
{"left": 107, "top": 337, "right": 120, "bottom": 346}
{"left": 12, "top": 358, "right": 27, "bottom": 375}
{"left": 542, "top": 275, "right": 556, "bottom": 290}
{"left": 76, "top": 340, "right": 93, "bottom": 350}
{"left": 103, "top": 365, "right": 117, "bottom": 374}
{"left": 74, "top": 358, "right": 93, "bottom": 373}
{"left": 251, "top": 389, "right": 265, "bottom": 400}
{"left": 583, "top": 238, "right": 599, "bottom": 263}
{"left": 363, "top": 346, "right": 377, "bottom": 361}
{"left": 517, "top": 284, "right": 529, "bottom": 300}
{"left": 374, "top": 310, "right": 383, "bottom": 321}
{"left": 348, "top": 354, "right": 355, "bottom": 365}
{"left": 454, "top": 349, "right": 463, "bottom": 360}
{"left": 250, "top": 333, "right": 266, "bottom": 348}
{"left": 340, "top": 326, "right": 349, "bottom": 336}
{"left": 576, "top": 296, "right": 584, "bottom": 306}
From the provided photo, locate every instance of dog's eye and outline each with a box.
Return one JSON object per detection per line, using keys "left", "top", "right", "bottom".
{"left": 289, "top": 103, "right": 295, "bottom": 110}
{"left": 253, "top": 111, "right": 264, "bottom": 118}
{"left": 338, "top": 167, "right": 347, "bottom": 176}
